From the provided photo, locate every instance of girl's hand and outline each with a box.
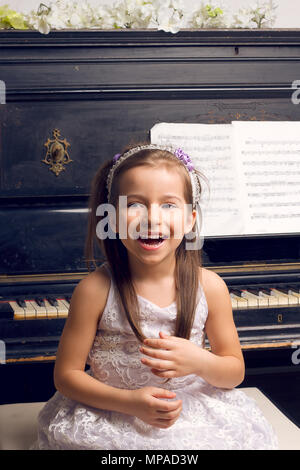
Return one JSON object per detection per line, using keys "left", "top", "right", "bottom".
{"left": 140, "top": 332, "right": 207, "bottom": 379}
{"left": 128, "top": 386, "right": 182, "bottom": 429}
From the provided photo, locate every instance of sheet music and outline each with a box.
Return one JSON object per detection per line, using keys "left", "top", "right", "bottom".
{"left": 151, "top": 122, "right": 245, "bottom": 237}
{"left": 151, "top": 121, "right": 300, "bottom": 237}
{"left": 232, "top": 121, "right": 300, "bottom": 234}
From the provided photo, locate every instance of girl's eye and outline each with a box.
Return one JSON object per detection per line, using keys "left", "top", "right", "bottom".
{"left": 127, "top": 203, "right": 145, "bottom": 208}
{"left": 127, "top": 202, "right": 177, "bottom": 209}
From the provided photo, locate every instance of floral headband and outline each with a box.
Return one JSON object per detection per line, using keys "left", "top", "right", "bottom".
{"left": 106, "top": 144, "right": 201, "bottom": 208}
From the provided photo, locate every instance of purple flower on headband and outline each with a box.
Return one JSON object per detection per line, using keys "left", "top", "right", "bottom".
{"left": 174, "top": 148, "right": 194, "bottom": 171}
{"left": 113, "top": 153, "right": 121, "bottom": 162}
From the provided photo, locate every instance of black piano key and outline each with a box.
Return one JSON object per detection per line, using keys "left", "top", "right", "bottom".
{"left": 0, "top": 301, "right": 14, "bottom": 319}
{"left": 259, "top": 288, "right": 272, "bottom": 296}
{"left": 230, "top": 289, "right": 243, "bottom": 297}
{"left": 47, "top": 296, "right": 59, "bottom": 307}
{"left": 277, "top": 287, "right": 290, "bottom": 295}
{"left": 286, "top": 285, "right": 300, "bottom": 294}
{"left": 16, "top": 298, "right": 26, "bottom": 308}
{"left": 35, "top": 297, "right": 46, "bottom": 307}
{"left": 246, "top": 288, "right": 261, "bottom": 296}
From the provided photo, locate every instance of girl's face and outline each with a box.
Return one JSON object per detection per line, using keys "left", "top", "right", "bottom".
{"left": 115, "top": 165, "right": 196, "bottom": 266}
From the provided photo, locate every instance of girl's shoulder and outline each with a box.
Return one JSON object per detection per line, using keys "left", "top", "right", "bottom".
{"left": 80, "top": 263, "right": 111, "bottom": 293}
{"left": 70, "top": 264, "right": 111, "bottom": 323}
{"left": 199, "top": 267, "right": 229, "bottom": 305}
{"left": 86, "top": 263, "right": 111, "bottom": 302}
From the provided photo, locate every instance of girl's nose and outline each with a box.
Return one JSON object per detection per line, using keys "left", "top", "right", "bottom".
{"left": 139, "top": 203, "right": 161, "bottom": 230}
{"left": 148, "top": 203, "right": 162, "bottom": 225}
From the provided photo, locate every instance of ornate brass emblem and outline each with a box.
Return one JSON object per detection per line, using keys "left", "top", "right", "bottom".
{"left": 42, "top": 129, "right": 72, "bottom": 176}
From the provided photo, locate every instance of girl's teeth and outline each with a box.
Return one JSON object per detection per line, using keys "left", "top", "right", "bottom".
{"left": 139, "top": 238, "right": 164, "bottom": 245}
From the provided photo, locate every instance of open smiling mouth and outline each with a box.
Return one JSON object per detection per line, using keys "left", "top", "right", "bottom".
{"left": 137, "top": 237, "right": 167, "bottom": 249}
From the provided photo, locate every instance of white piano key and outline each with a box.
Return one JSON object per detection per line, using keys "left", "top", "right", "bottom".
{"left": 285, "top": 293, "right": 299, "bottom": 305}
{"left": 24, "top": 300, "right": 37, "bottom": 319}
{"left": 56, "top": 298, "right": 69, "bottom": 318}
{"left": 29, "top": 300, "right": 47, "bottom": 319}
{"left": 255, "top": 292, "right": 269, "bottom": 307}
{"left": 230, "top": 294, "right": 238, "bottom": 309}
{"left": 59, "top": 298, "right": 70, "bottom": 316}
{"left": 230, "top": 293, "right": 248, "bottom": 308}
{"left": 60, "top": 298, "right": 70, "bottom": 308}
{"left": 259, "top": 291, "right": 279, "bottom": 306}
{"left": 270, "top": 288, "right": 294, "bottom": 305}
{"left": 9, "top": 301, "right": 25, "bottom": 320}
{"left": 288, "top": 289, "right": 300, "bottom": 304}
{"left": 241, "top": 291, "right": 258, "bottom": 307}
{"left": 43, "top": 299, "right": 58, "bottom": 318}
{"left": 274, "top": 288, "right": 298, "bottom": 305}
{"left": 240, "top": 289, "right": 269, "bottom": 306}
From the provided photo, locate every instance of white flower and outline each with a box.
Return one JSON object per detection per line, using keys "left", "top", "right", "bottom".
{"left": 231, "top": 1, "right": 278, "bottom": 29}
{"left": 19, "top": 0, "right": 278, "bottom": 34}
{"left": 191, "top": 2, "right": 227, "bottom": 29}
{"left": 35, "top": 16, "right": 51, "bottom": 34}
{"left": 47, "top": 4, "right": 68, "bottom": 29}
{"left": 156, "top": 7, "right": 180, "bottom": 33}
{"left": 231, "top": 8, "right": 252, "bottom": 28}
{"left": 127, "top": 1, "right": 157, "bottom": 28}
{"left": 104, "top": 1, "right": 130, "bottom": 28}
{"left": 90, "top": 6, "right": 113, "bottom": 29}
{"left": 68, "top": 13, "right": 82, "bottom": 29}
{"left": 150, "top": 0, "right": 186, "bottom": 33}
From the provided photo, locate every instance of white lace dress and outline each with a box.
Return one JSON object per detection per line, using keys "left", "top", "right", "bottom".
{"left": 32, "top": 263, "right": 278, "bottom": 450}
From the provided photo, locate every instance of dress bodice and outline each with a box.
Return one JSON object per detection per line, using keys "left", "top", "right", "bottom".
{"left": 87, "top": 262, "right": 208, "bottom": 391}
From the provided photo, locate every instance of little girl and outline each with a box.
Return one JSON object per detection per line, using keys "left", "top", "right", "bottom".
{"left": 33, "top": 143, "right": 278, "bottom": 450}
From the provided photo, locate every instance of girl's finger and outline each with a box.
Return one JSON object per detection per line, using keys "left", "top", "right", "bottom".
{"left": 159, "top": 331, "right": 173, "bottom": 339}
{"left": 151, "top": 368, "right": 176, "bottom": 378}
{"left": 143, "top": 338, "right": 173, "bottom": 350}
{"left": 157, "top": 404, "right": 182, "bottom": 417}
{"left": 140, "top": 346, "right": 170, "bottom": 359}
{"left": 154, "top": 398, "right": 182, "bottom": 412}
{"left": 141, "top": 357, "right": 173, "bottom": 370}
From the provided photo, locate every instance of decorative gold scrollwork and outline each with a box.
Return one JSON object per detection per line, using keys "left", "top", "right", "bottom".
{"left": 42, "top": 129, "right": 72, "bottom": 176}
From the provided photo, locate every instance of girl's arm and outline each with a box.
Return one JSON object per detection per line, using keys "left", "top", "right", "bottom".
{"left": 199, "top": 267, "right": 245, "bottom": 389}
{"left": 53, "top": 268, "right": 131, "bottom": 414}
{"left": 53, "top": 268, "right": 182, "bottom": 428}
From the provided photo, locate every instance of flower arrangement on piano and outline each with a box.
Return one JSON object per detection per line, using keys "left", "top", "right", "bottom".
{"left": 0, "top": 0, "right": 277, "bottom": 35}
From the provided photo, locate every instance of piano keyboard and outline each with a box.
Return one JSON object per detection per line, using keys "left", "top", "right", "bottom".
{"left": 0, "top": 284, "right": 299, "bottom": 362}
{"left": 0, "top": 285, "right": 299, "bottom": 322}
{"left": 229, "top": 285, "right": 300, "bottom": 309}
{"left": 0, "top": 296, "right": 71, "bottom": 320}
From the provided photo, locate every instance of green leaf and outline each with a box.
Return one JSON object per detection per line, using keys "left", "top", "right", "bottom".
{"left": 205, "top": 4, "right": 223, "bottom": 18}
{"left": 8, "top": 13, "right": 28, "bottom": 29}
{"left": 0, "top": 4, "right": 28, "bottom": 30}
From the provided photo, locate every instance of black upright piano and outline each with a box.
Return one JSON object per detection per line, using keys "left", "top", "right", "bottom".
{"left": 0, "top": 29, "right": 299, "bottom": 425}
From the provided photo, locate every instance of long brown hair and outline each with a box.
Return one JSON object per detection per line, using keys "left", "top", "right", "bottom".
{"left": 85, "top": 143, "right": 203, "bottom": 343}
